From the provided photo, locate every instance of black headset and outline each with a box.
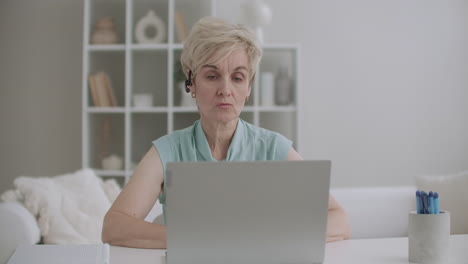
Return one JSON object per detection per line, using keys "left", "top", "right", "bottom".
{"left": 185, "top": 70, "right": 192, "bottom": 93}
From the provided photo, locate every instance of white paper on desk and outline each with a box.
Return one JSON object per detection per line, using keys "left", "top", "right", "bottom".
{"left": 7, "top": 244, "right": 110, "bottom": 264}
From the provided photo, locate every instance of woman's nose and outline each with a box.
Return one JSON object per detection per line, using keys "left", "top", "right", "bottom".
{"left": 216, "top": 78, "right": 232, "bottom": 96}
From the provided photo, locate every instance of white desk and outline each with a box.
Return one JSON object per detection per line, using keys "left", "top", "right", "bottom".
{"left": 110, "top": 235, "right": 468, "bottom": 264}
{"left": 324, "top": 235, "right": 468, "bottom": 264}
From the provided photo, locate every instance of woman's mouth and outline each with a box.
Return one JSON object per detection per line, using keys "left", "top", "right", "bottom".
{"left": 217, "top": 103, "right": 232, "bottom": 109}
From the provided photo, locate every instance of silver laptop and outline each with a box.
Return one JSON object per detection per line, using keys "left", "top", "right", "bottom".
{"left": 165, "top": 160, "right": 331, "bottom": 264}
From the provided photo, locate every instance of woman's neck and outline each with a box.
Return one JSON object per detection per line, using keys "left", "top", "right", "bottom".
{"left": 200, "top": 118, "right": 239, "bottom": 161}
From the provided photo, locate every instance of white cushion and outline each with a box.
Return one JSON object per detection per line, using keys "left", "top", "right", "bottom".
{"left": 9, "top": 169, "right": 118, "bottom": 244}
{"left": 415, "top": 170, "right": 468, "bottom": 234}
{"left": 331, "top": 186, "right": 416, "bottom": 239}
{"left": 0, "top": 202, "right": 40, "bottom": 264}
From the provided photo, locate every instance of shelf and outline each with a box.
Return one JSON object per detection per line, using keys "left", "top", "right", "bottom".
{"left": 82, "top": 0, "right": 300, "bottom": 183}
{"left": 172, "top": 44, "right": 184, "bottom": 50}
{"left": 132, "top": 50, "right": 168, "bottom": 107}
{"left": 243, "top": 106, "right": 254, "bottom": 112}
{"left": 87, "top": 107, "right": 126, "bottom": 113}
{"left": 88, "top": 52, "right": 125, "bottom": 107}
{"left": 85, "top": 106, "right": 296, "bottom": 113}
{"left": 131, "top": 107, "right": 168, "bottom": 113}
{"left": 172, "top": 107, "right": 198, "bottom": 113}
{"left": 93, "top": 169, "right": 126, "bottom": 177}
{"left": 87, "top": 44, "right": 126, "bottom": 51}
{"left": 130, "top": 44, "right": 170, "bottom": 50}
{"left": 88, "top": 114, "right": 125, "bottom": 169}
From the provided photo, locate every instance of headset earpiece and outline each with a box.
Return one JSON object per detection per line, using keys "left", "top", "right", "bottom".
{"left": 185, "top": 70, "right": 192, "bottom": 93}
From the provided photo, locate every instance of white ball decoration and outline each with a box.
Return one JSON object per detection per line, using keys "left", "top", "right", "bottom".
{"left": 242, "top": 0, "right": 273, "bottom": 44}
{"left": 243, "top": 0, "right": 273, "bottom": 27}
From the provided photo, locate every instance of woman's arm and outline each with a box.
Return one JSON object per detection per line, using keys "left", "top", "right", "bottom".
{"left": 286, "top": 148, "right": 351, "bottom": 242}
{"left": 102, "top": 146, "right": 167, "bottom": 249}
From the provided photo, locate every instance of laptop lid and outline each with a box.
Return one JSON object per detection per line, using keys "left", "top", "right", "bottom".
{"left": 165, "top": 160, "right": 331, "bottom": 264}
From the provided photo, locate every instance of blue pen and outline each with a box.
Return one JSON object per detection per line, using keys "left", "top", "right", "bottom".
{"left": 416, "top": 191, "right": 422, "bottom": 214}
{"left": 434, "top": 192, "right": 440, "bottom": 214}
{"left": 421, "top": 191, "right": 428, "bottom": 214}
{"left": 428, "top": 191, "right": 435, "bottom": 214}
{"left": 419, "top": 191, "right": 425, "bottom": 214}
{"left": 419, "top": 194, "right": 424, "bottom": 214}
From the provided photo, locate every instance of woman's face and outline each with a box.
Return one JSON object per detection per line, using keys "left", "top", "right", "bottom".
{"left": 191, "top": 49, "right": 251, "bottom": 124}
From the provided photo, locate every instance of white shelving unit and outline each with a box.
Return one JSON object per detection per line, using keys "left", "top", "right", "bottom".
{"left": 82, "top": 0, "right": 300, "bottom": 186}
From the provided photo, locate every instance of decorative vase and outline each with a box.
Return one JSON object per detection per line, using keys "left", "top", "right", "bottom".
{"left": 135, "top": 10, "right": 166, "bottom": 44}
{"left": 274, "top": 67, "right": 291, "bottom": 105}
{"left": 91, "top": 16, "right": 118, "bottom": 44}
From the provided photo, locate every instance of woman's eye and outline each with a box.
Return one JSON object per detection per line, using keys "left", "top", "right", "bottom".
{"left": 207, "top": 75, "right": 217, "bottom": 80}
{"left": 234, "top": 77, "right": 243, "bottom": 82}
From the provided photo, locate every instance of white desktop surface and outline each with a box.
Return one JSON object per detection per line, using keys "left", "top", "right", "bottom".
{"left": 109, "top": 235, "right": 468, "bottom": 264}
{"left": 324, "top": 235, "right": 468, "bottom": 264}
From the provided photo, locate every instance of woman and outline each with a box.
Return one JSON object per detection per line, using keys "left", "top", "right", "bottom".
{"left": 102, "top": 17, "right": 350, "bottom": 249}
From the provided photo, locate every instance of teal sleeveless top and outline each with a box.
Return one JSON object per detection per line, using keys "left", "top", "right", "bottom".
{"left": 152, "top": 119, "right": 292, "bottom": 224}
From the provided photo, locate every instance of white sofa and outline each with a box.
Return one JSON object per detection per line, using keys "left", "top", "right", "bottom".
{"left": 332, "top": 186, "right": 416, "bottom": 239}
{"left": 0, "top": 186, "right": 416, "bottom": 264}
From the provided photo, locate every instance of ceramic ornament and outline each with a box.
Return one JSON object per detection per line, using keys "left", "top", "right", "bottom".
{"left": 135, "top": 10, "right": 166, "bottom": 44}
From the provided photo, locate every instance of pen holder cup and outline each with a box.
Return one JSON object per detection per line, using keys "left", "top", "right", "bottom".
{"left": 408, "top": 211, "right": 450, "bottom": 264}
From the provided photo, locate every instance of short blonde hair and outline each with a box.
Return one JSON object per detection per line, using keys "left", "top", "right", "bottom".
{"left": 180, "top": 17, "right": 262, "bottom": 84}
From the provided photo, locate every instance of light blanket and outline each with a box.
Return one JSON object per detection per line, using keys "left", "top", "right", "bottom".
{"left": 1, "top": 169, "right": 121, "bottom": 244}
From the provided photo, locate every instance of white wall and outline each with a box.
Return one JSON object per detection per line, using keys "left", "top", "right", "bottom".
{"left": 1, "top": 0, "right": 467, "bottom": 194}
{"left": 0, "top": 0, "right": 83, "bottom": 194}
{"left": 217, "top": 0, "right": 468, "bottom": 187}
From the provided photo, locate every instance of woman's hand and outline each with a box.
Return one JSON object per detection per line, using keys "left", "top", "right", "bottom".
{"left": 326, "top": 195, "right": 351, "bottom": 242}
